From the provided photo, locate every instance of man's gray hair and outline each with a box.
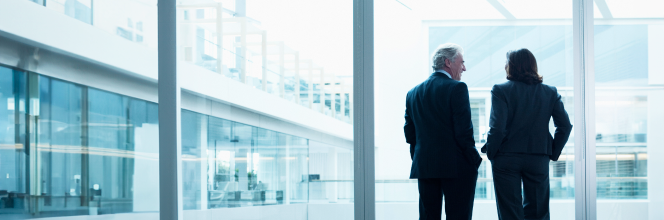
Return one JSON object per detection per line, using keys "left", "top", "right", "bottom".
{"left": 432, "top": 43, "right": 464, "bottom": 70}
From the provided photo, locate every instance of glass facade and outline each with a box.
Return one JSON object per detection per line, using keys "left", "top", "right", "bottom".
{"left": 0, "top": 65, "right": 350, "bottom": 218}
{"left": 181, "top": 110, "right": 312, "bottom": 209}
{"left": 0, "top": 66, "right": 160, "bottom": 217}
{"left": 9, "top": 0, "right": 355, "bottom": 219}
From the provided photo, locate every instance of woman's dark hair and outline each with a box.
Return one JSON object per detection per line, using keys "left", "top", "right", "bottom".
{"left": 505, "top": 49, "right": 543, "bottom": 85}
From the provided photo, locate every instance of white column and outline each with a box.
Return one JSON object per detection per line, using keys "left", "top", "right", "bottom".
{"left": 279, "top": 43, "right": 286, "bottom": 98}
{"left": 240, "top": 18, "right": 247, "bottom": 83}
{"left": 331, "top": 76, "right": 336, "bottom": 118}
{"left": 186, "top": 20, "right": 197, "bottom": 63}
{"left": 294, "top": 52, "right": 301, "bottom": 104}
{"left": 307, "top": 62, "right": 314, "bottom": 109}
{"left": 215, "top": 3, "right": 223, "bottom": 74}
{"left": 262, "top": 31, "right": 268, "bottom": 91}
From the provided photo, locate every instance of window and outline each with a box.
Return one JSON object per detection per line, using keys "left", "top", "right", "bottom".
{"left": 593, "top": 0, "right": 664, "bottom": 218}
{"left": 375, "top": 1, "right": 575, "bottom": 218}
{"left": 175, "top": 0, "right": 354, "bottom": 219}
{"left": 0, "top": 67, "right": 160, "bottom": 217}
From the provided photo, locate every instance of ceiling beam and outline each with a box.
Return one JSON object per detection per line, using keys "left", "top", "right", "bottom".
{"left": 595, "top": 0, "right": 614, "bottom": 19}
{"left": 486, "top": 0, "right": 516, "bottom": 19}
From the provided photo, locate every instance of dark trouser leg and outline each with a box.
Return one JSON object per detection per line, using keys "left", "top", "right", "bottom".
{"left": 419, "top": 178, "right": 443, "bottom": 220}
{"left": 441, "top": 166, "right": 478, "bottom": 220}
{"left": 492, "top": 155, "right": 525, "bottom": 220}
{"left": 522, "top": 155, "right": 550, "bottom": 220}
{"left": 419, "top": 196, "right": 426, "bottom": 220}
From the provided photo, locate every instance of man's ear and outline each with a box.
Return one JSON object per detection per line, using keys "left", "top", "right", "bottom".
{"left": 444, "top": 58, "right": 451, "bottom": 68}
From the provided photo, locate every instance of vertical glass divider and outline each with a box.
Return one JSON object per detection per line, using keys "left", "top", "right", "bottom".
{"left": 158, "top": 0, "right": 183, "bottom": 219}
{"left": 353, "top": 0, "right": 375, "bottom": 219}
{"left": 573, "top": 0, "right": 597, "bottom": 219}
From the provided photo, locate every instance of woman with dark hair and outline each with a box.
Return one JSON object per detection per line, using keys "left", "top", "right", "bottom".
{"left": 481, "top": 48, "right": 573, "bottom": 220}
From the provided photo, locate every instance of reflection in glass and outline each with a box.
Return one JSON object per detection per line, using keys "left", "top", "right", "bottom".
{"left": 181, "top": 110, "right": 318, "bottom": 210}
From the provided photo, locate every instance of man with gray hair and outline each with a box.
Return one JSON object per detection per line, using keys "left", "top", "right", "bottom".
{"left": 404, "top": 43, "right": 482, "bottom": 219}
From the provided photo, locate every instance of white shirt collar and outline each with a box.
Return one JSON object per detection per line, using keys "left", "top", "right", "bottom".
{"left": 435, "top": 70, "right": 452, "bottom": 79}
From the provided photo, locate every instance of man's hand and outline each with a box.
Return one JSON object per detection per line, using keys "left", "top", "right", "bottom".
{"left": 410, "top": 144, "right": 415, "bottom": 160}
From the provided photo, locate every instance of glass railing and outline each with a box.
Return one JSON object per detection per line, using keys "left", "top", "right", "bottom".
{"left": 174, "top": 2, "right": 351, "bottom": 123}
{"left": 283, "top": 76, "right": 297, "bottom": 102}
{"left": 265, "top": 67, "right": 281, "bottom": 96}
{"left": 27, "top": 0, "right": 352, "bottom": 124}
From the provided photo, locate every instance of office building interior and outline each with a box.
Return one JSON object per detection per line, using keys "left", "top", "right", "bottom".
{"left": 0, "top": 0, "right": 662, "bottom": 219}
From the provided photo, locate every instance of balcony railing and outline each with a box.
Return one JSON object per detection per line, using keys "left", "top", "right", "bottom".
{"left": 26, "top": 0, "right": 353, "bottom": 124}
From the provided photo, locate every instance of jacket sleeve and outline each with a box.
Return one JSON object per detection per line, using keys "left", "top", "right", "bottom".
{"left": 550, "top": 88, "right": 573, "bottom": 161}
{"left": 485, "top": 85, "right": 508, "bottom": 160}
{"left": 450, "top": 82, "right": 482, "bottom": 167}
{"left": 404, "top": 94, "right": 416, "bottom": 160}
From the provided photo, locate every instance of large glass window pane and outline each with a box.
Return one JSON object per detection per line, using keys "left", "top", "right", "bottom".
{"left": 0, "top": 68, "right": 160, "bottom": 218}
{"left": 205, "top": 116, "right": 234, "bottom": 209}
{"left": 593, "top": 1, "right": 664, "bottom": 219}
{"left": 0, "top": 67, "right": 27, "bottom": 218}
{"left": 176, "top": 0, "right": 353, "bottom": 219}
{"left": 182, "top": 110, "right": 205, "bottom": 210}
{"left": 87, "top": 88, "right": 160, "bottom": 215}
{"left": 199, "top": 116, "right": 315, "bottom": 210}
{"left": 36, "top": 76, "right": 84, "bottom": 215}
{"left": 375, "top": 1, "right": 575, "bottom": 219}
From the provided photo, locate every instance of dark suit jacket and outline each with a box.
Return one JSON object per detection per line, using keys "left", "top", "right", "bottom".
{"left": 481, "top": 81, "right": 573, "bottom": 161}
{"left": 404, "top": 72, "right": 482, "bottom": 179}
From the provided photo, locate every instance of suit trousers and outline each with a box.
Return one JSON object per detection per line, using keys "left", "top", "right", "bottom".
{"left": 491, "top": 153, "right": 550, "bottom": 220}
{"left": 418, "top": 160, "right": 478, "bottom": 220}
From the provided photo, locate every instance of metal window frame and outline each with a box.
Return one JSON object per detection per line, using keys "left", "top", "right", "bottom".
{"left": 353, "top": 0, "right": 376, "bottom": 220}
{"left": 574, "top": 0, "right": 597, "bottom": 220}
{"left": 158, "top": 0, "right": 184, "bottom": 220}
